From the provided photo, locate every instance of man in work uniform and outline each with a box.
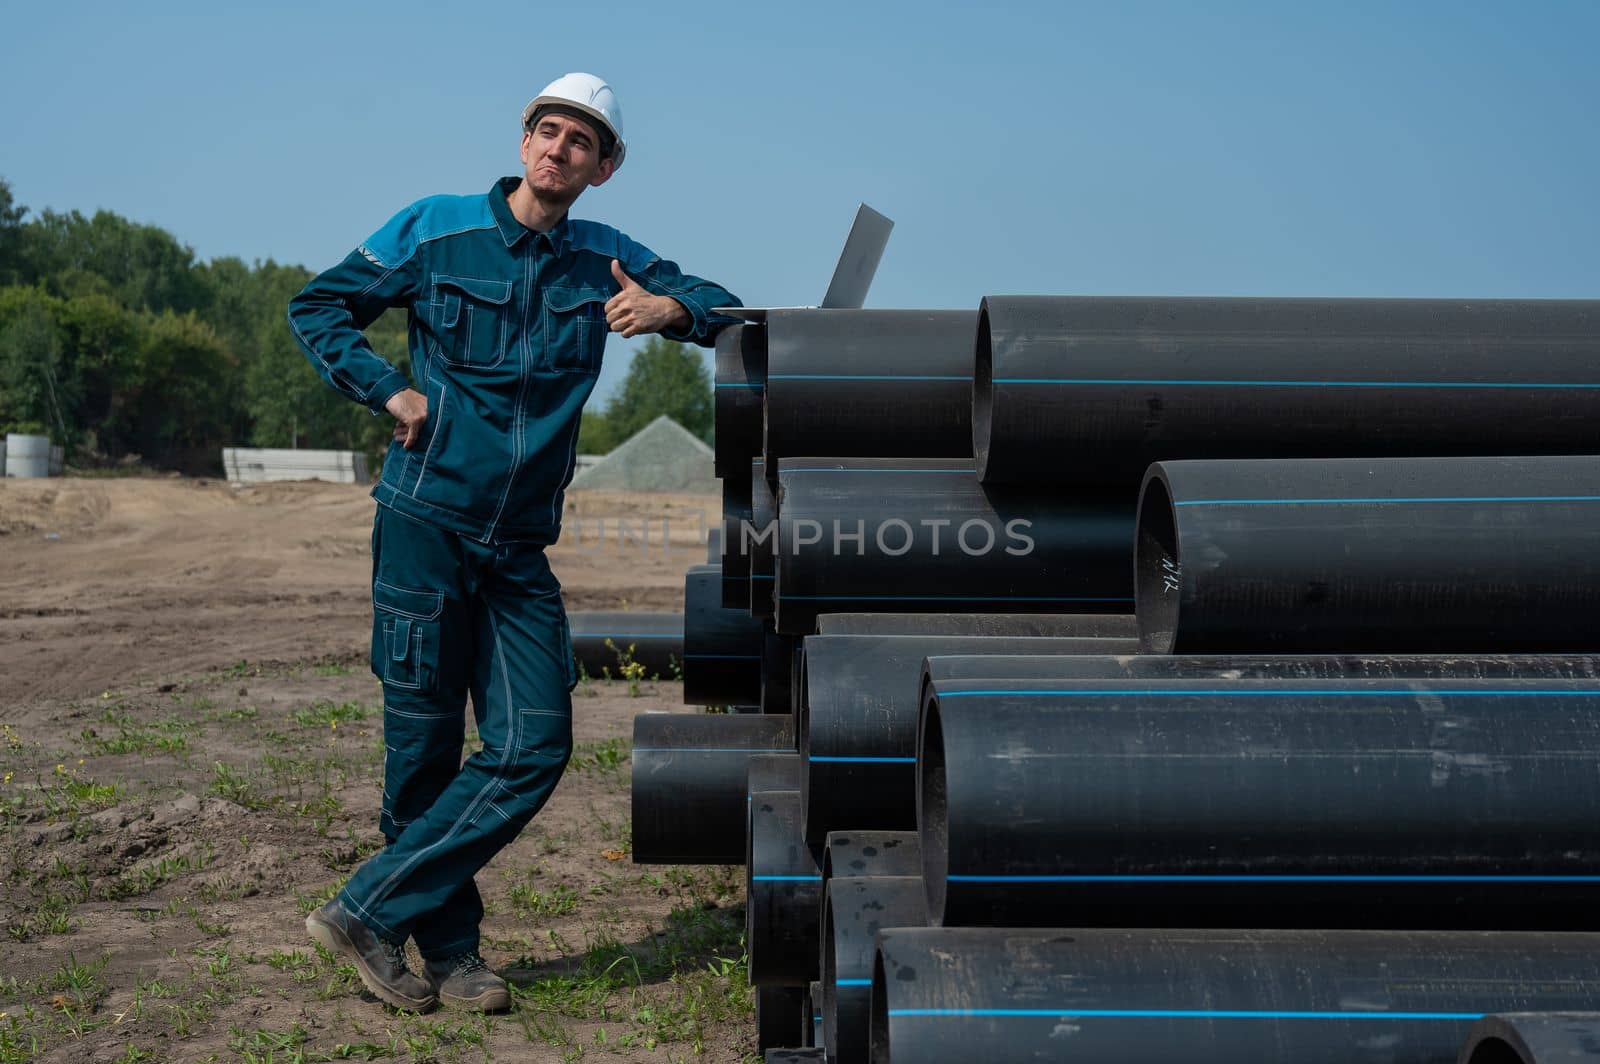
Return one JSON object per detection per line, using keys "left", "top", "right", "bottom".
{"left": 288, "top": 73, "right": 740, "bottom": 1012}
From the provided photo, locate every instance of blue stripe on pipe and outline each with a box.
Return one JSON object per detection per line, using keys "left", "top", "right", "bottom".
{"left": 809, "top": 755, "right": 917, "bottom": 764}
{"left": 837, "top": 978, "right": 873, "bottom": 986}
{"left": 992, "top": 377, "right": 1600, "bottom": 390}
{"left": 752, "top": 874, "right": 823, "bottom": 882}
{"left": 752, "top": 574, "right": 776, "bottom": 579}
{"left": 780, "top": 595, "right": 1133, "bottom": 602}
{"left": 888, "top": 1008, "right": 1485, "bottom": 1020}
{"left": 938, "top": 688, "right": 1600, "bottom": 698}
{"left": 714, "top": 382, "right": 765, "bottom": 389}
{"left": 946, "top": 874, "right": 1600, "bottom": 883}
{"left": 768, "top": 373, "right": 969, "bottom": 382}
{"left": 1177, "top": 495, "right": 1600, "bottom": 506}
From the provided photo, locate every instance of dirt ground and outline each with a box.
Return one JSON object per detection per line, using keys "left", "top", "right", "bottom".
{"left": 0, "top": 476, "right": 755, "bottom": 1063}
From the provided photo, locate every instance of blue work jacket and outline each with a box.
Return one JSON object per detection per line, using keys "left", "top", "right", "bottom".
{"left": 288, "top": 176, "right": 741, "bottom": 544}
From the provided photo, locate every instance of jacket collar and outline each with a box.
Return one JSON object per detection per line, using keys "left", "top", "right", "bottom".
{"left": 491, "top": 177, "right": 571, "bottom": 254}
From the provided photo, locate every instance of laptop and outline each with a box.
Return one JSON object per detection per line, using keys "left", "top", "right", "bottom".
{"left": 712, "top": 203, "right": 893, "bottom": 321}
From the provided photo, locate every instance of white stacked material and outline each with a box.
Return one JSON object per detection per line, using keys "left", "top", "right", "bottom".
{"left": 222, "top": 448, "right": 371, "bottom": 484}
{"left": 569, "top": 416, "right": 717, "bottom": 494}
{"left": 5, "top": 434, "right": 51, "bottom": 478}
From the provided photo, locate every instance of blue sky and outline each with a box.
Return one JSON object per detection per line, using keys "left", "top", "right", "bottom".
{"left": 3, "top": 0, "right": 1597, "bottom": 401}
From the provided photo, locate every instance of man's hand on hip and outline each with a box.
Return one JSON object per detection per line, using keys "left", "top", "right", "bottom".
{"left": 385, "top": 388, "right": 429, "bottom": 449}
{"left": 606, "top": 260, "right": 690, "bottom": 338}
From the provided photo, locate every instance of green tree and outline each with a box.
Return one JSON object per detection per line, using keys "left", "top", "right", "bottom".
{"left": 0, "top": 289, "right": 71, "bottom": 439}
{"left": 0, "top": 179, "right": 25, "bottom": 286}
{"left": 24, "top": 207, "right": 207, "bottom": 314}
{"left": 602, "top": 336, "right": 713, "bottom": 443}
{"left": 576, "top": 410, "right": 619, "bottom": 454}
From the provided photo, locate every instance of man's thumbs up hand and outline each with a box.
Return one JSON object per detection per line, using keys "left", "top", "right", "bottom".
{"left": 605, "top": 259, "right": 690, "bottom": 338}
{"left": 610, "top": 259, "right": 642, "bottom": 291}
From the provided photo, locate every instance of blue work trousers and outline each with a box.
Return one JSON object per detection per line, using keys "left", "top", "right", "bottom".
{"left": 338, "top": 504, "right": 575, "bottom": 958}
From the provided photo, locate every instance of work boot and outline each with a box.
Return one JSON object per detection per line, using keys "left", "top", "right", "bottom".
{"left": 424, "top": 950, "right": 511, "bottom": 1012}
{"left": 305, "top": 898, "right": 436, "bottom": 1011}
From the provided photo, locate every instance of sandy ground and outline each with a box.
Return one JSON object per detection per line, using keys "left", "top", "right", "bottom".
{"left": 0, "top": 477, "right": 753, "bottom": 1062}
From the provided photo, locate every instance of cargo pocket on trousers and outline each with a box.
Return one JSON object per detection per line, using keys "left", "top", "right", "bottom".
{"left": 559, "top": 611, "right": 578, "bottom": 692}
{"left": 371, "top": 580, "right": 445, "bottom": 693}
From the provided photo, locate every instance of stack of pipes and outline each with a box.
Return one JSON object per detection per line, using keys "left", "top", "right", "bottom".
{"left": 635, "top": 294, "right": 1600, "bottom": 1062}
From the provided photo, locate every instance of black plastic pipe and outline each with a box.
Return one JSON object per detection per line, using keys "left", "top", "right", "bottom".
{"left": 870, "top": 927, "right": 1600, "bottom": 1064}
{"left": 809, "top": 980, "right": 823, "bottom": 1049}
{"left": 1137, "top": 455, "right": 1600, "bottom": 653}
{"left": 822, "top": 876, "right": 926, "bottom": 1064}
{"left": 762, "top": 310, "right": 974, "bottom": 466}
{"left": 815, "top": 612, "right": 1136, "bottom": 638}
{"left": 974, "top": 295, "right": 1600, "bottom": 487}
{"left": 747, "top": 788, "right": 823, "bottom": 986}
{"left": 1458, "top": 1014, "right": 1600, "bottom": 1064}
{"left": 801, "top": 634, "right": 1137, "bottom": 846}
{"left": 568, "top": 611, "right": 683, "bottom": 680}
{"left": 705, "top": 525, "right": 722, "bottom": 564}
{"left": 750, "top": 458, "right": 778, "bottom": 618}
{"left": 630, "top": 712, "right": 793, "bottom": 864}
{"left": 748, "top": 752, "right": 802, "bottom": 797}
{"left": 720, "top": 476, "right": 755, "bottom": 609}
{"left": 756, "top": 984, "right": 806, "bottom": 1055}
{"left": 683, "top": 564, "right": 764, "bottom": 706}
{"left": 917, "top": 653, "right": 1600, "bottom": 722}
{"left": 767, "top": 1051, "right": 825, "bottom": 1063}
{"left": 714, "top": 322, "right": 765, "bottom": 478}
{"left": 822, "top": 831, "right": 921, "bottom": 884}
{"left": 919, "top": 675, "right": 1600, "bottom": 928}
{"left": 774, "top": 458, "right": 1134, "bottom": 635}
{"left": 762, "top": 628, "right": 800, "bottom": 714}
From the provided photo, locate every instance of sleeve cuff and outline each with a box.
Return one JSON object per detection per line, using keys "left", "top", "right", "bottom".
{"left": 660, "top": 297, "right": 707, "bottom": 344}
{"left": 368, "top": 371, "right": 412, "bottom": 416}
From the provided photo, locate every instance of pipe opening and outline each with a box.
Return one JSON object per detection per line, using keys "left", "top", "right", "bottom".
{"left": 918, "top": 687, "right": 949, "bottom": 926}
{"left": 973, "top": 301, "right": 994, "bottom": 476}
{"left": 1134, "top": 472, "right": 1181, "bottom": 653}
{"left": 821, "top": 885, "right": 839, "bottom": 1056}
{"left": 869, "top": 947, "right": 891, "bottom": 1064}
{"left": 798, "top": 659, "right": 812, "bottom": 833}
{"left": 1465, "top": 1038, "right": 1530, "bottom": 1064}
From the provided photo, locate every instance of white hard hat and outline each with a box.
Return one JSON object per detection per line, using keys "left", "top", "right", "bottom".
{"left": 521, "top": 72, "right": 627, "bottom": 170}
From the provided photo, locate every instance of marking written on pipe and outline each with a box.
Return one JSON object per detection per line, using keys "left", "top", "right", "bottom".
{"left": 938, "top": 688, "right": 1600, "bottom": 698}
{"left": 945, "top": 874, "right": 1600, "bottom": 883}
{"left": 1177, "top": 495, "right": 1600, "bottom": 507}
{"left": 888, "top": 1008, "right": 1485, "bottom": 1021}
{"left": 993, "top": 377, "right": 1600, "bottom": 389}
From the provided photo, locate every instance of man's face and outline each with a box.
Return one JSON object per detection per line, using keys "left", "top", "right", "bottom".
{"left": 520, "top": 112, "right": 615, "bottom": 205}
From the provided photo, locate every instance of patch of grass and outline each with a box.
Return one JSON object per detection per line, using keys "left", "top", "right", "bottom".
{"left": 566, "top": 737, "right": 628, "bottom": 775}
{"left": 294, "top": 880, "right": 345, "bottom": 916}
{"left": 80, "top": 722, "right": 188, "bottom": 756}
{"left": 44, "top": 763, "right": 123, "bottom": 812}
{"left": 104, "top": 845, "right": 215, "bottom": 900}
{"left": 0, "top": 1012, "right": 37, "bottom": 1063}
{"left": 293, "top": 700, "right": 369, "bottom": 728}
{"left": 508, "top": 882, "right": 581, "bottom": 919}
{"left": 44, "top": 952, "right": 110, "bottom": 1009}
{"left": 209, "top": 761, "right": 267, "bottom": 808}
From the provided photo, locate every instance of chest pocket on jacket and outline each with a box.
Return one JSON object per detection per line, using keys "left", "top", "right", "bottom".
{"left": 542, "top": 285, "right": 609, "bottom": 374}
{"left": 431, "top": 274, "right": 513, "bottom": 368}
